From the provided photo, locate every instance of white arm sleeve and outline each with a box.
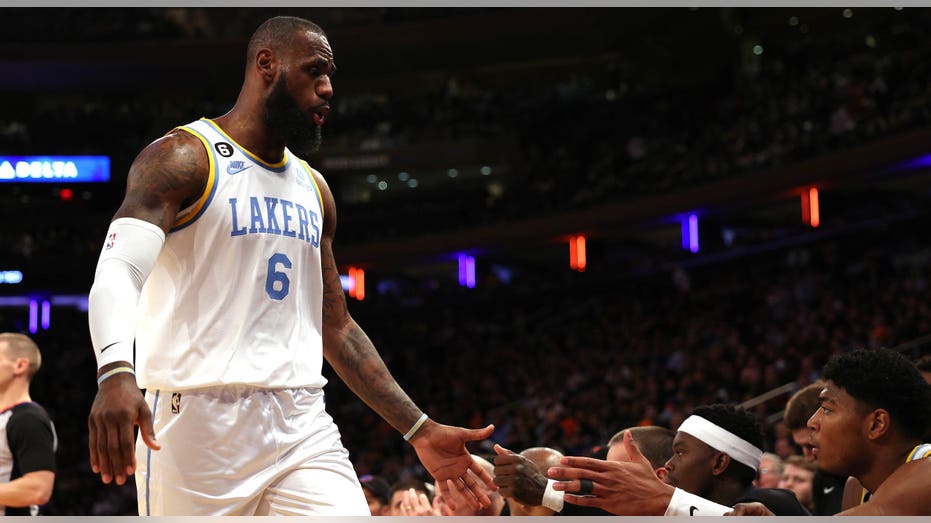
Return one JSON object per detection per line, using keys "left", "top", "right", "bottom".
{"left": 664, "top": 487, "right": 732, "bottom": 516}
{"left": 88, "top": 217, "right": 165, "bottom": 370}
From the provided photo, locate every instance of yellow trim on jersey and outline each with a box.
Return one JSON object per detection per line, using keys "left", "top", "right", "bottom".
{"left": 907, "top": 443, "right": 931, "bottom": 461}
{"left": 172, "top": 126, "right": 217, "bottom": 230}
{"left": 299, "top": 159, "right": 325, "bottom": 217}
{"left": 202, "top": 118, "right": 289, "bottom": 169}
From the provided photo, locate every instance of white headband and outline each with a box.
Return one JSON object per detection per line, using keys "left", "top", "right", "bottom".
{"left": 678, "top": 415, "right": 763, "bottom": 470}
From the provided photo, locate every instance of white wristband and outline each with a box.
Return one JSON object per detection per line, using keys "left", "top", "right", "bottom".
{"left": 403, "top": 413, "right": 429, "bottom": 441}
{"left": 664, "top": 487, "right": 731, "bottom": 516}
{"left": 542, "top": 479, "right": 565, "bottom": 512}
{"left": 89, "top": 217, "right": 165, "bottom": 369}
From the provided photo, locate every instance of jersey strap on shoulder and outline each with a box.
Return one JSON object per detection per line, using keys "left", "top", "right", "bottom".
{"left": 171, "top": 125, "right": 219, "bottom": 232}
{"left": 860, "top": 443, "right": 931, "bottom": 505}
{"left": 907, "top": 443, "right": 931, "bottom": 462}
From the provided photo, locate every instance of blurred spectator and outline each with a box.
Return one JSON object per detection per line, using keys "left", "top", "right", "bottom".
{"left": 778, "top": 455, "right": 816, "bottom": 512}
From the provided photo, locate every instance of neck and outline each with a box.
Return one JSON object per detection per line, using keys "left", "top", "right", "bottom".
{"left": 709, "top": 480, "right": 747, "bottom": 507}
{"left": 214, "top": 101, "right": 286, "bottom": 165}
{"left": 858, "top": 440, "right": 920, "bottom": 494}
{"left": 0, "top": 384, "right": 30, "bottom": 412}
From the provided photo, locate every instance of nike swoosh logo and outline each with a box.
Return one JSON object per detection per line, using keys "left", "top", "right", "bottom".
{"left": 823, "top": 486, "right": 835, "bottom": 494}
{"left": 227, "top": 164, "right": 252, "bottom": 175}
{"left": 690, "top": 506, "right": 699, "bottom": 516}
{"left": 100, "top": 341, "right": 119, "bottom": 353}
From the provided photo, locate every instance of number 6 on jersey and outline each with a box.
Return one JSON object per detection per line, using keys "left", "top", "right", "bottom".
{"left": 265, "top": 253, "right": 292, "bottom": 300}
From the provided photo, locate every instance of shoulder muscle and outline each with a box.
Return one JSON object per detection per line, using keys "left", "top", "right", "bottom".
{"left": 113, "top": 129, "right": 209, "bottom": 233}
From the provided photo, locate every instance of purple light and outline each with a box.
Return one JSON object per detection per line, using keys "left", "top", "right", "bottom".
{"left": 900, "top": 153, "right": 931, "bottom": 169}
{"left": 28, "top": 300, "right": 38, "bottom": 334}
{"left": 41, "top": 300, "right": 50, "bottom": 330}
{"left": 458, "top": 254, "right": 476, "bottom": 288}
{"left": 689, "top": 214, "right": 699, "bottom": 253}
{"left": 458, "top": 254, "right": 467, "bottom": 286}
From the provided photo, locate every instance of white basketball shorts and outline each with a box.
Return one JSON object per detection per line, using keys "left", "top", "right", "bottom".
{"left": 134, "top": 385, "right": 369, "bottom": 515}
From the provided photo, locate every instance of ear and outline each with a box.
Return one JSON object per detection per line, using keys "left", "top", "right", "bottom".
{"left": 12, "top": 357, "right": 29, "bottom": 377}
{"left": 255, "top": 48, "right": 277, "bottom": 82}
{"left": 710, "top": 452, "right": 731, "bottom": 477}
{"left": 655, "top": 466, "right": 669, "bottom": 481}
{"left": 864, "top": 408, "right": 891, "bottom": 441}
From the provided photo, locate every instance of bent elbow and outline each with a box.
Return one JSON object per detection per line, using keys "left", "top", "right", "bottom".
{"left": 33, "top": 491, "right": 51, "bottom": 506}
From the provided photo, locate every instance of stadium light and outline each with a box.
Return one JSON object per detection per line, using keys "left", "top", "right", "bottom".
{"left": 458, "top": 254, "right": 476, "bottom": 288}
{"left": 801, "top": 186, "right": 820, "bottom": 228}
{"left": 569, "top": 235, "right": 587, "bottom": 272}
{"left": 682, "top": 214, "right": 700, "bottom": 253}
{"left": 347, "top": 267, "right": 365, "bottom": 301}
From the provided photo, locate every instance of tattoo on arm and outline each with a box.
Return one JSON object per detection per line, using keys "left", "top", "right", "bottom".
{"left": 321, "top": 236, "right": 421, "bottom": 432}
{"left": 113, "top": 131, "right": 208, "bottom": 232}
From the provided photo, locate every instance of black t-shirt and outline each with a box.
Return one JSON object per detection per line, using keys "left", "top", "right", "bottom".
{"left": 2, "top": 402, "right": 57, "bottom": 516}
{"left": 738, "top": 486, "right": 811, "bottom": 516}
{"left": 811, "top": 470, "right": 846, "bottom": 516}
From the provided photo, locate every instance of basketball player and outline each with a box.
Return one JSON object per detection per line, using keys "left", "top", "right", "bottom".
{"left": 86, "top": 16, "right": 494, "bottom": 515}
{"left": 730, "top": 348, "right": 931, "bottom": 516}
{"left": 546, "top": 404, "right": 808, "bottom": 515}
{"left": 0, "top": 333, "right": 56, "bottom": 515}
{"left": 546, "top": 350, "right": 931, "bottom": 516}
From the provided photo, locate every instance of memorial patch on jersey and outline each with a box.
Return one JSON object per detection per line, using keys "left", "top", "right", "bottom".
{"left": 214, "top": 142, "right": 234, "bottom": 158}
{"left": 171, "top": 393, "right": 181, "bottom": 414}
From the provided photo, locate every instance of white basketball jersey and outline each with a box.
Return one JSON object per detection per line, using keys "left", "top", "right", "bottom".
{"left": 136, "top": 118, "right": 327, "bottom": 390}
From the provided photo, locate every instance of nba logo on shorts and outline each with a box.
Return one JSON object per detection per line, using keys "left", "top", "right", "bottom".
{"left": 171, "top": 393, "right": 181, "bottom": 414}
{"left": 105, "top": 233, "right": 116, "bottom": 250}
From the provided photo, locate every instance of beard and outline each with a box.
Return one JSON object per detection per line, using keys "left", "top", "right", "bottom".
{"left": 264, "top": 72, "right": 322, "bottom": 156}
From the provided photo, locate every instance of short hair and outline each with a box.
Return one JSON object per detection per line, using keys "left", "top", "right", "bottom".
{"left": 822, "top": 348, "right": 931, "bottom": 440}
{"left": 519, "top": 447, "right": 564, "bottom": 475}
{"left": 784, "top": 381, "right": 825, "bottom": 431}
{"left": 608, "top": 426, "right": 675, "bottom": 469}
{"left": 783, "top": 454, "right": 816, "bottom": 474}
{"left": 246, "top": 16, "right": 326, "bottom": 64}
{"left": 0, "top": 333, "right": 41, "bottom": 378}
{"left": 690, "top": 404, "right": 763, "bottom": 485}
{"left": 760, "top": 452, "right": 784, "bottom": 475}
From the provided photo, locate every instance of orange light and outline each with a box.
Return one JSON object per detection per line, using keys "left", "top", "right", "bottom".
{"left": 809, "top": 187, "right": 820, "bottom": 228}
{"left": 355, "top": 268, "right": 365, "bottom": 301}
{"left": 576, "top": 235, "right": 586, "bottom": 272}
{"left": 569, "top": 235, "right": 586, "bottom": 272}
{"left": 347, "top": 267, "right": 365, "bottom": 300}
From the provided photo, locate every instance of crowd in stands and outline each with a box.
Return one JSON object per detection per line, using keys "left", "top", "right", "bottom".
{"left": 0, "top": 7, "right": 502, "bottom": 43}
{"left": 3, "top": 8, "right": 931, "bottom": 249}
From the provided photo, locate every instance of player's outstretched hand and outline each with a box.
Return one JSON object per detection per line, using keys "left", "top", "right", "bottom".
{"left": 492, "top": 444, "right": 548, "bottom": 506}
{"left": 88, "top": 369, "right": 160, "bottom": 485}
{"left": 409, "top": 420, "right": 495, "bottom": 511}
{"left": 548, "top": 430, "right": 674, "bottom": 516}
